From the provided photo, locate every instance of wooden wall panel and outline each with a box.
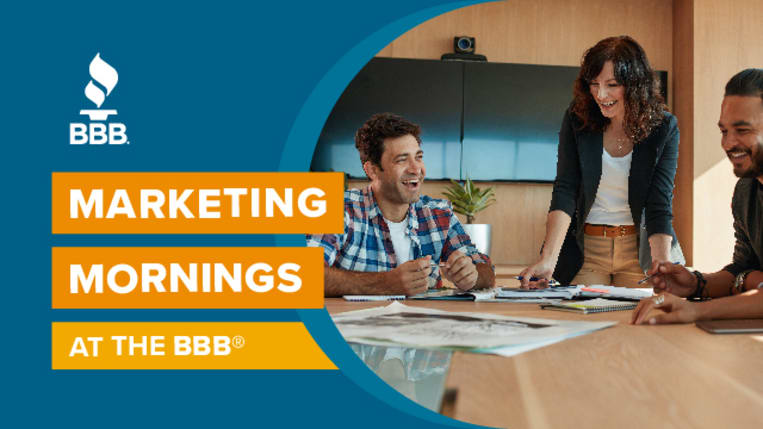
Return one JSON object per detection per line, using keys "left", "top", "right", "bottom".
{"left": 333, "top": 1, "right": 763, "bottom": 271}
{"left": 690, "top": 0, "right": 763, "bottom": 271}
{"left": 368, "top": 0, "right": 674, "bottom": 265}
{"left": 378, "top": 0, "right": 672, "bottom": 71}
{"left": 672, "top": 0, "right": 694, "bottom": 264}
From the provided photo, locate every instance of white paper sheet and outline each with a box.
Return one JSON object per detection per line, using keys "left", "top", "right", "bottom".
{"left": 332, "top": 302, "right": 616, "bottom": 351}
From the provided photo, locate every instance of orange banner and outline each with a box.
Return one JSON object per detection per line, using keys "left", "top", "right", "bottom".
{"left": 51, "top": 172, "right": 344, "bottom": 234}
{"left": 52, "top": 247, "right": 324, "bottom": 309}
{"left": 52, "top": 322, "right": 336, "bottom": 370}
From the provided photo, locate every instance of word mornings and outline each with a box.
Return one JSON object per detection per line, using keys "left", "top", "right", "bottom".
{"left": 70, "top": 262, "right": 302, "bottom": 294}
{"left": 52, "top": 247, "right": 324, "bottom": 309}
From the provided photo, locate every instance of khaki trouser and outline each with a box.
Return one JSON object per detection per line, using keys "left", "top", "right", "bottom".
{"left": 570, "top": 233, "right": 644, "bottom": 288}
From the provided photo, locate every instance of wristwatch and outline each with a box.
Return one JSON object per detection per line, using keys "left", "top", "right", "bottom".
{"left": 734, "top": 269, "right": 754, "bottom": 293}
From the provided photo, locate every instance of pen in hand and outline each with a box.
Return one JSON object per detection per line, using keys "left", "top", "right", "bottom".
{"left": 637, "top": 261, "right": 682, "bottom": 285}
{"left": 515, "top": 276, "right": 560, "bottom": 287}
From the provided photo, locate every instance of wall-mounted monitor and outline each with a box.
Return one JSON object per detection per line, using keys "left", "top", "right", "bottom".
{"left": 312, "top": 57, "right": 668, "bottom": 182}
{"left": 311, "top": 58, "right": 462, "bottom": 180}
{"left": 462, "top": 62, "right": 578, "bottom": 181}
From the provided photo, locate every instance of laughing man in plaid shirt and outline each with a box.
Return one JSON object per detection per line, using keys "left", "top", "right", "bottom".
{"left": 307, "top": 113, "right": 495, "bottom": 297}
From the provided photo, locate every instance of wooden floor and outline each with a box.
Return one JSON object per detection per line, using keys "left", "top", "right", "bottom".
{"left": 326, "top": 299, "right": 763, "bottom": 429}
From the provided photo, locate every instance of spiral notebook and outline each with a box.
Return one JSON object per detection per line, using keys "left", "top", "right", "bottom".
{"left": 541, "top": 298, "right": 637, "bottom": 314}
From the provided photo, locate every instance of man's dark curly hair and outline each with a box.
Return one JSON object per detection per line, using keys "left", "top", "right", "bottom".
{"left": 355, "top": 113, "right": 422, "bottom": 170}
{"left": 571, "top": 36, "right": 666, "bottom": 143}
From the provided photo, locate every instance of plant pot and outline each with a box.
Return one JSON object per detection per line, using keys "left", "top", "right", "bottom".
{"left": 462, "top": 223, "right": 491, "bottom": 256}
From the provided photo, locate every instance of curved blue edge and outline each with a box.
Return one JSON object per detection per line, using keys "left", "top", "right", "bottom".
{"left": 277, "top": 1, "right": 495, "bottom": 427}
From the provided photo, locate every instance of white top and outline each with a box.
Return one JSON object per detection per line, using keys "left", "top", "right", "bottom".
{"left": 385, "top": 217, "right": 412, "bottom": 264}
{"left": 585, "top": 149, "right": 634, "bottom": 225}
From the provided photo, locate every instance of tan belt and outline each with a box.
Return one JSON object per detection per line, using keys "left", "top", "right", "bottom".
{"left": 584, "top": 223, "right": 637, "bottom": 237}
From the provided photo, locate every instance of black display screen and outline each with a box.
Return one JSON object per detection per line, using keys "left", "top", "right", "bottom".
{"left": 311, "top": 58, "right": 462, "bottom": 180}
{"left": 462, "top": 62, "right": 578, "bottom": 181}
{"left": 312, "top": 57, "right": 667, "bottom": 182}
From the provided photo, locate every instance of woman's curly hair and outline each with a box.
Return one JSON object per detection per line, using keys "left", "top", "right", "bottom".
{"left": 571, "top": 36, "right": 666, "bottom": 143}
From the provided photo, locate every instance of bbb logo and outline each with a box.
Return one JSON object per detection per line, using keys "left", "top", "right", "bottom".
{"left": 69, "top": 53, "right": 129, "bottom": 145}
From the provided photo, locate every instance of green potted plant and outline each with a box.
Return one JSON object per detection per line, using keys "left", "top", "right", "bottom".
{"left": 442, "top": 178, "right": 496, "bottom": 255}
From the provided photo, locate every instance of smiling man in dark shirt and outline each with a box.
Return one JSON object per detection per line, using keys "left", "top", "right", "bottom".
{"left": 632, "top": 68, "right": 763, "bottom": 324}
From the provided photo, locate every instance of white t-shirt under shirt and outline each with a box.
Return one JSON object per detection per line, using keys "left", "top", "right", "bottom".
{"left": 385, "top": 217, "right": 412, "bottom": 264}
{"left": 585, "top": 149, "right": 635, "bottom": 226}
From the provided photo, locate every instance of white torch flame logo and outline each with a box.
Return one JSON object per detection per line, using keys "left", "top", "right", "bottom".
{"left": 84, "top": 53, "right": 118, "bottom": 108}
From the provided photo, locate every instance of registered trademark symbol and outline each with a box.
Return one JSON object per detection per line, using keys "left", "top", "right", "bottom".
{"left": 232, "top": 336, "right": 245, "bottom": 349}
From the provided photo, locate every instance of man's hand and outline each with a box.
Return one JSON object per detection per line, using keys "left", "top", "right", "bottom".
{"left": 385, "top": 256, "right": 432, "bottom": 296}
{"left": 518, "top": 257, "right": 556, "bottom": 289}
{"left": 631, "top": 293, "right": 701, "bottom": 325}
{"left": 441, "top": 251, "right": 478, "bottom": 291}
{"left": 743, "top": 271, "right": 763, "bottom": 291}
{"left": 648, "top": 262, "right": 696, "bottom": 297}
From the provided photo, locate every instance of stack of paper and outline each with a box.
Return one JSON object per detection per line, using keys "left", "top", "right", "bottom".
{"left": 541, "top": 298, "right": 638, "bottom": 314}
{"left": 496, "top": 285, "right": 652, "bottom": 302}
{"left": 495, "top": 285, "right": 581, "bottom": 301}
{"left": 409, "top": 287, "right": 499, "bottom": 301}
{"left": 332, "top": 302, "right": 616, "bottom": 357}
{"left": 576, "top": 286, "right": 653, "bottom": 300}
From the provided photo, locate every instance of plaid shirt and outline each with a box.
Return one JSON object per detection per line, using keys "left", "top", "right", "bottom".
{"left": 306, "top": 186, "right": 491, "bottom": 288}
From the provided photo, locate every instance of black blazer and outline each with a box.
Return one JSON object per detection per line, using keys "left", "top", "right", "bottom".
{"left": 549, "top": 109, "right": 684, "bottom": 285}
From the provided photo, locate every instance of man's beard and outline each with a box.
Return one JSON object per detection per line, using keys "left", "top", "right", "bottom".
{"left": 736, "top": 143, "right": 763, "bottom": 178}
{"left": 380, "top": 180, "right": 419, "bottom": 205}
{"left": 753, "top": 145, "right": 763, "bottom": 177}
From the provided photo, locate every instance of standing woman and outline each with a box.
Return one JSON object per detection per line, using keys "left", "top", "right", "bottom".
{"left": 519, "top": 36, "right": 683, "bottom": 288}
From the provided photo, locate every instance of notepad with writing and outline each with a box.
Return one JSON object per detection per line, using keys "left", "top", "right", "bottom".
{"left": 541, "top": 298, "right": 637, "bottom": 314}
{"left": 343, "top": 295, "right": 406, "bottom": 302}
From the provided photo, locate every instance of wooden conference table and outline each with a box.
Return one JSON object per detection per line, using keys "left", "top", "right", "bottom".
{"left": 325, "top": 298, "right": 763, "bottom": 429}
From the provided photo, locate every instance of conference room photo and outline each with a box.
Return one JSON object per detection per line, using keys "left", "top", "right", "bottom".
{"left": 307, "top": 1, "right": 763, "bottom": 427}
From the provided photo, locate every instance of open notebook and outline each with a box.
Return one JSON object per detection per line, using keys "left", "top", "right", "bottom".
{"left": 541, "top": 298, "right": 637, "bottom": 314}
